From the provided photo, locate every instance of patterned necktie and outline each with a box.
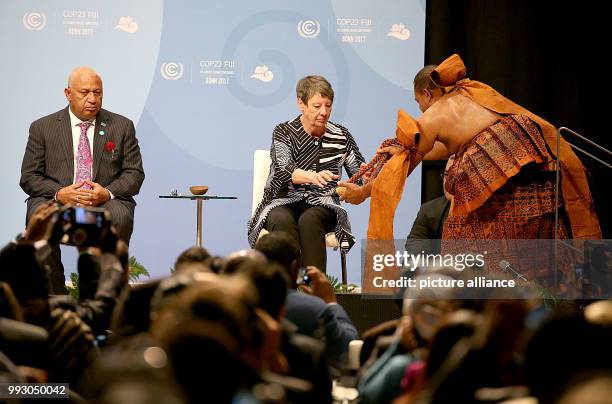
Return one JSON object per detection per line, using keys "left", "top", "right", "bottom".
{"left": 75, "top": 121, "right": 93, "bottom": 190}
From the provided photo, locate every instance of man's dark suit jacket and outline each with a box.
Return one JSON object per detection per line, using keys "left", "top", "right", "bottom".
{"left": 20, "top": 107, "right": 145, "bottom": 240}
{"left": 285, "top": 289, "right": 359, "bottom": 368}
{"left": 405, "top": 196, "right": 450, "bottom": 255}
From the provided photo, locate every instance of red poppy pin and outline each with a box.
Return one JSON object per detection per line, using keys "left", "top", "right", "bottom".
{"left": 105, "top": 141, "right": 116, "bottom": 156}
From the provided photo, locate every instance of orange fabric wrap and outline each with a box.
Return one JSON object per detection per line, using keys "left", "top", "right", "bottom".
{"left": 367, "top": 109, "right": 418, "bottom": 239}
{"left": 431, "top": 53, "right": 466, "bottom": 87}
{"left": 433, "top": 54, "right": 601, "bottom": 239}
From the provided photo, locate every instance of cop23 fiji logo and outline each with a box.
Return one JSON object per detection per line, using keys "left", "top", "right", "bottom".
{"left": 23, "top": 12, "right": 47, "bottom": 31}
{"left": 160, "top": 62, "right": 184, "bottom": 80}
{"left": 297, "top": 19, "right": 320, "bottom": 39}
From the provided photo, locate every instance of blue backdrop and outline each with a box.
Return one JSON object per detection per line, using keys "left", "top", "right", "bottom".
{"left": 1, "top": 0, "right": 426, "bottom": 284}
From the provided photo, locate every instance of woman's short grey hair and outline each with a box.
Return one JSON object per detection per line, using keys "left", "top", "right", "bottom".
{"left": 296, "top": 75, "right": 334, "bottom": 104}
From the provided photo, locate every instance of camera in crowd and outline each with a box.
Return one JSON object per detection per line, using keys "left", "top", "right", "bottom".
{"left": 60, "top": 206, "right": 111, "bottom": 247}
{"left": 296, "top": 267, "right": 311, "bottom": 286}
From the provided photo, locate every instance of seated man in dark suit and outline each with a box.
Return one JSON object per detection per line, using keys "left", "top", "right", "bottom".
{"left": 20, "top": 66, "right": 144, "bottom": 243}
{"left": 397, "top": 192, "right": 450, "bottom": 309}
{"left": 405, "top": 159, "right": 453, "bottom": 256}
{"left": 404, "top": 194, "right": 450, "bottom": 255}
{"left": 20, "top": 67, "right": 144, "bottom": 291}
{"left": 255, "top": 231, "right": 359, "bottom": 368}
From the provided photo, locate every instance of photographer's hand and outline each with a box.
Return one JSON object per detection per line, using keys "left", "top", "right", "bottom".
{"left": 23, "top": 201, "right": 59, "bottom": 242}
{"left": 83, "top": 180, "right": 111, "bottom": 206}
{"left": 300, "top": 266, "right": 336, "bottom": 304}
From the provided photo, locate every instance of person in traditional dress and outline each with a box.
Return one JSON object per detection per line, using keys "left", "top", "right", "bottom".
{"left": 339, "top": 54, "right": 600, "bottom": 286}
{"left": 248, "top": 75, "right": 365, "bottom": 271}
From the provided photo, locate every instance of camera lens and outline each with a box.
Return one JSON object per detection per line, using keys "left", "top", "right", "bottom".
{"left": 72, "top": 228, "right": 88, "bottom": 246}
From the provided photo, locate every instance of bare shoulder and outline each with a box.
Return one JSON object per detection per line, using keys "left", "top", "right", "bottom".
{"left": 417, "top": 100, "right": 451, "bottom": 138}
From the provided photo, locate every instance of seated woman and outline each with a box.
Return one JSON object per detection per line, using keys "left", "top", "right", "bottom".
{"left": 248, "top": 75, "right": 365, "bottom": 272}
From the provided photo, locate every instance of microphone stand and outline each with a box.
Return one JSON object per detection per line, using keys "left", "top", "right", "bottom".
{"left": 554, "top": 127, "right": 611, "bottom": 289}
{"left": 500, "top": 261, "right": 528, "bottom": 282}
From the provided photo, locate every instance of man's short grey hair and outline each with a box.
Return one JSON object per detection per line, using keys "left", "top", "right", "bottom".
{"left": 67, "top": 66, "right": 100, "bottom": 87}
{"left": 296, "top": 75, "right": 334, "bottom": 104}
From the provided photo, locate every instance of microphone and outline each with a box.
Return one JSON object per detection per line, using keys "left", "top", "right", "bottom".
{"left": 498, "top": 260, "right": 528, "bottom": 281}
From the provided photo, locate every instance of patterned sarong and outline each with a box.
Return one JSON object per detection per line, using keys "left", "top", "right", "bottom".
{"left": 441, "top": 115, "right": 571, "bottom": 281}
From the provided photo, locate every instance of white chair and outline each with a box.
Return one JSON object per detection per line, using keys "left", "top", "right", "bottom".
{"left": 347, "top": 339, "right": 364, "bottom": 371}
{"left": 252, "top": 150, "right": 348, "bottom": 285}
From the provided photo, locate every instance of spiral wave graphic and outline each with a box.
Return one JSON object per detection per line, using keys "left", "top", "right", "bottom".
{"left": 221, "top": 10, "right": 350, "bottom": 119}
